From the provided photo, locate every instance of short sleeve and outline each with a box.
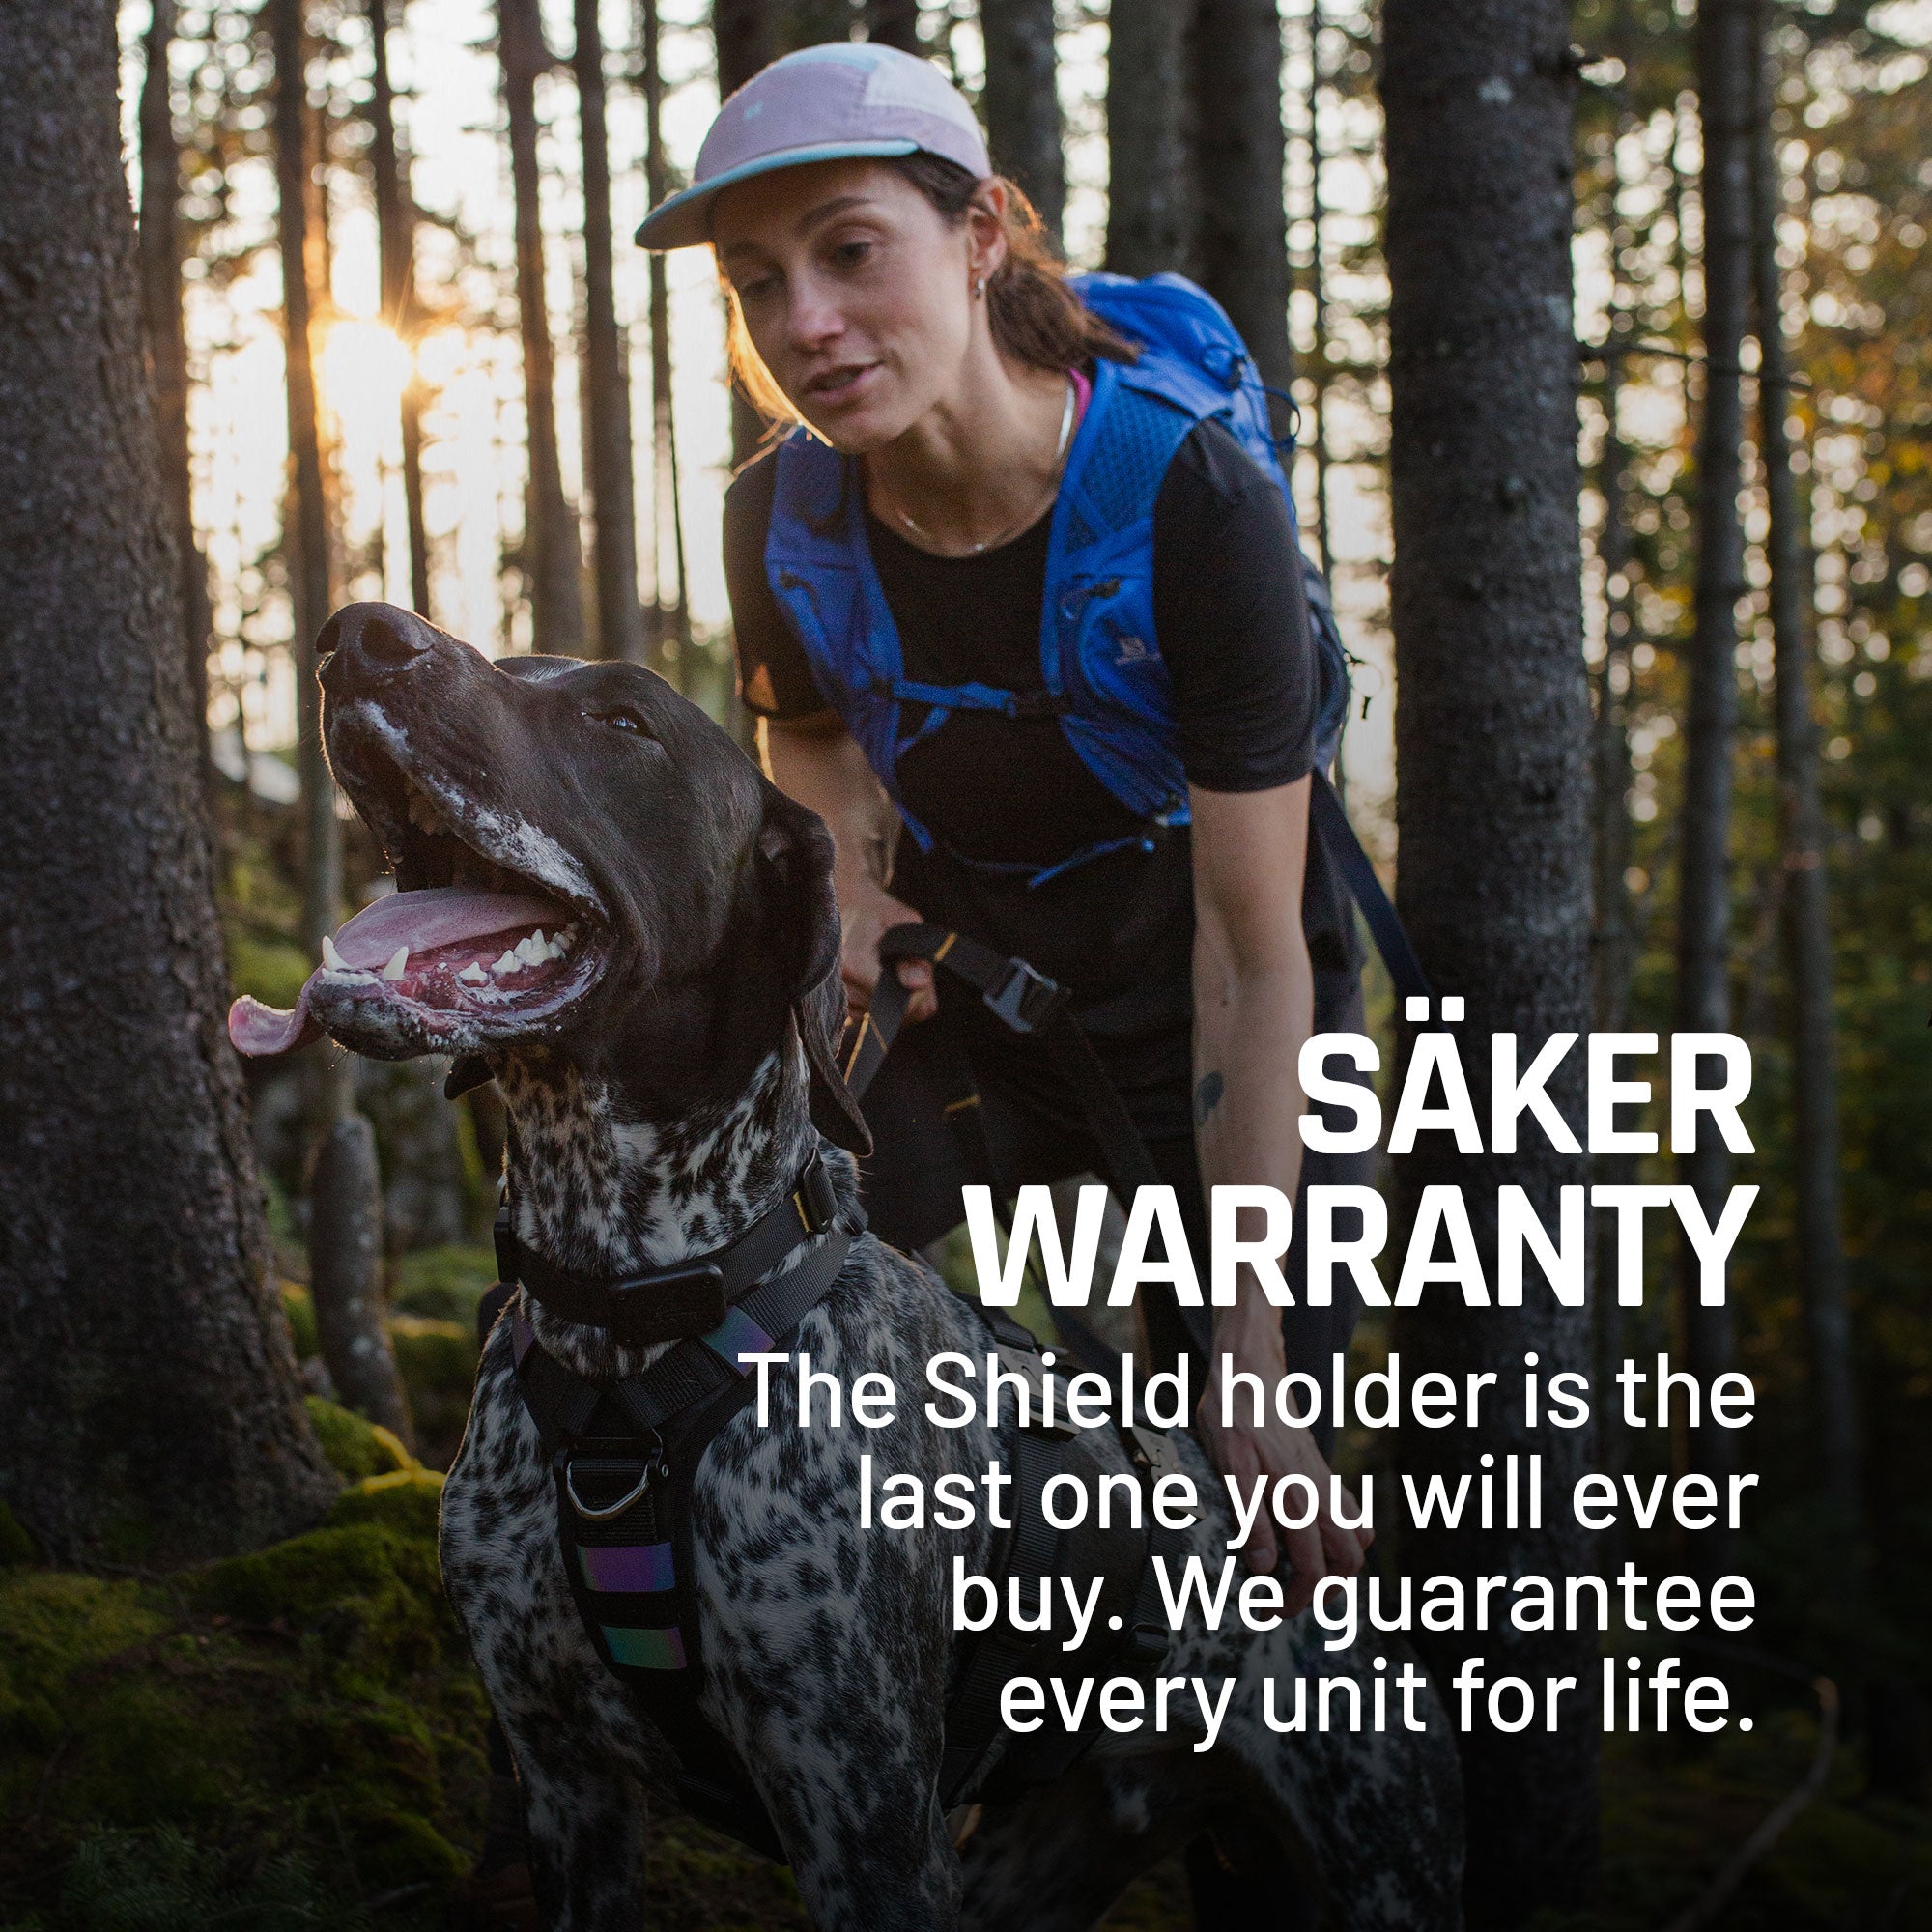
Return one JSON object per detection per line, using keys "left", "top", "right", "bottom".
{"left": 724, "top": 452, "right": 831, "bottom": 720}
{"left": 1151, "top": 420, "right": 1317, "bottom": 793}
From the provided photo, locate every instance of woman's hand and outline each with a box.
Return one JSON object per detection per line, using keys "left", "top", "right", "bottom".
{"left": 839, "top": 875, "right": 938, "bottom": 1025}
{"left": 1194, "top": 1296, "right": 1372, "bottom": 1618}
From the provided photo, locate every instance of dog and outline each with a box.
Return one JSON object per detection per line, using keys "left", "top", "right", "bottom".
{"left": 232, "top": 602, "right": 1464, "bottom": 1930}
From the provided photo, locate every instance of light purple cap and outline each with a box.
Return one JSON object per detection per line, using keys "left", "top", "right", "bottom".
{"left": 635, "top": 43, "right": 991, "bottom": 251}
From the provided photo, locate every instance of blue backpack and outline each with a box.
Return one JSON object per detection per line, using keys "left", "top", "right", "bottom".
{"left": 764, "top": 271, "right": 1424, "bottom": 994}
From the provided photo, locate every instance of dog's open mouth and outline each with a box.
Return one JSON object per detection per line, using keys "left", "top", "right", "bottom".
{"left": 228, "top": 747, "right": 607, "bottom": 1062}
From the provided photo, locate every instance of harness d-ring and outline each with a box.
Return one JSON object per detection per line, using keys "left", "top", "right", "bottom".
{"left": 565, "top": 1454, "right": 661, "bottom": 1521}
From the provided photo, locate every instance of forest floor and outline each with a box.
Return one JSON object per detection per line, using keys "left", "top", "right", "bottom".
{"left": 2, "top": 1250, "right": 1926, "bottom": 1930}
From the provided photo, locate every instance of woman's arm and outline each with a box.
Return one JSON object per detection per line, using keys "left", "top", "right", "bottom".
{"left": 1188, "top": 777, "right": 1370, "bottom": 1610}
{"left": 763, "top": 713, "right": 936, "bottom": 1021}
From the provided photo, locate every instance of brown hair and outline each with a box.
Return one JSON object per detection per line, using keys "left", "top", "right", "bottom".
{"left": 721, "top": 151, "right": 1136, "bottom": 439}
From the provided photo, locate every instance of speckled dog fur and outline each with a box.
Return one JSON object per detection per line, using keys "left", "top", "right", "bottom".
{"left": 307, "top": 605, "right": 1464, "bottom": 1931}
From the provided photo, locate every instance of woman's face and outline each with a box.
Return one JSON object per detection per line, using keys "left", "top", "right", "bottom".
{"left": 712, "top": 159, "right": 997, "bottom": 452}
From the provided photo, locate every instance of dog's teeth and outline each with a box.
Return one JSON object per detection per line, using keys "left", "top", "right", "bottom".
{"left": 381, "top": 946, "right": 409, "bottom": 982}
{"left": 515, "top": 934, "right": 545, "bottom": 967}
{"left": 322, "top": 934, "right": 346, "bottom": 971}
{"left": 458, "top": 962, "right": 488, "bottom": 984}
{"left": 492, "top": 950, "right": 521, "bottom": 977}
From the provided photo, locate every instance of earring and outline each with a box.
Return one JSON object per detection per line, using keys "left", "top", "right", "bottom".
{"left": 974, "top": 275, "right": 985, "bottom": 298}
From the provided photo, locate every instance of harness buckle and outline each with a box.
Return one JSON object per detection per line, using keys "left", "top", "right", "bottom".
{"left": 560, "top": 1439, "right": 667, "bottom": 1521}
{"left": 796, "top": 1154, "right": 838, "bottom": 1234}
{"left": 983, "top": 958, "right": 1063, "bottom": 1034}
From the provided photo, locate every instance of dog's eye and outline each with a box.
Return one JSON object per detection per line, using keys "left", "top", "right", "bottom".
{"left": 587, "top": 705, "right": 655, "bottom": 741}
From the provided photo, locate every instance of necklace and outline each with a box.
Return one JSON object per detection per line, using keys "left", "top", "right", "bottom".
{"left": 882, "top": 377, "right": 1077, "bottom": 555}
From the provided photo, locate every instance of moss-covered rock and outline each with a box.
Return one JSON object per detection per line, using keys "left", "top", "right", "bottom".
{"left": 0, "top": 1496, "right": 484, "bottom": 1926}
{"left": 302, "top": 1397, "right": 408, "bottom": 1483}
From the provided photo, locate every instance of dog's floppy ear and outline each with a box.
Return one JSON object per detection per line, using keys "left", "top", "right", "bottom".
{"left": 757, "top": 788, "right": 872, "bottom": 1157}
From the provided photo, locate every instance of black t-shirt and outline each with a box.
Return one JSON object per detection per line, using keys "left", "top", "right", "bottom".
{"left": 725, "top": 418, "right": 1359, "bottom": 1136}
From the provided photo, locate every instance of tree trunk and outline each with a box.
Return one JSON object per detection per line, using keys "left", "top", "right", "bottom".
{"left": 1592, "top": 331, "right": 1636, "bottom": 1541}
{"left": 138, "top": 0, "right": 214, "bottom": 802}
{"left": 1303, "top": 0, "right": 1331, "bottom": 577}
{"left": 575, "top": 0, "right": 645, "bottom": 664}
{"left": 271, "top": 0, "right": 351, "bottom": 1133}
{"left": 366, "top": 0, "right": 432, "bottom": 619}
{"left": 1675, "top": 0, "right": 1755, "bottom": 1545}
{"left": 1103, "top": 0, "right": 1195, "bottom": 279}
{"left": 1382, "top": 2, "right": 1597, "bottom": 1921}
{"left": 639, "top": 0, "right": 693, "bottom": 688}
{"left": 310, "top": 1116, "right": 413, "bottom": 1446}
{"left": 980, "top": 0, "right": 1064, "bottom": 242}
{"left": 1192, "top": 0, "right": 1292, "bottom": 392}
{"left": 716, "top": 0, "right": 775, "bottom": 90}
{"left": 502, "top": 0, "right": 586, "bottom": 653}
{"left": 863, "top": 0, "right": 919, "bottom": 51}
{"left": 716, "top": 0, "right": 777, "bottom": 464}
{"left": 0, "top": 0, "right": 334, "bottom": 1563}
{"left": 1751, "top": 34, "right": 1860, "bottom": 1531}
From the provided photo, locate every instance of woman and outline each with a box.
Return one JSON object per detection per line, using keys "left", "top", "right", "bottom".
{"left": 638, "top": 44, "right": 1370, "bottom": 1606}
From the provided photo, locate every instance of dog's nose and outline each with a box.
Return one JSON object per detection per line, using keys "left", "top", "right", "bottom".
{"left": 317, "top": 602, "right": 436, "bottom": 694}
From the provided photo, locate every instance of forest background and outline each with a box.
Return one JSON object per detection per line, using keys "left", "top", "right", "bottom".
{"left": 0, "top": 0, "right": 1928, "bottom": 1926}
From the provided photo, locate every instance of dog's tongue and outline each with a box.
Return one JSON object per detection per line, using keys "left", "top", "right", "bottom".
{"left": 227, "top": 887, "right": 560, "bottom": 1057}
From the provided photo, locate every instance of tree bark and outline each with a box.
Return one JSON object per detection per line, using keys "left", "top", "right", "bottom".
{"left": 863, "top": 0, "right": 919, "bottom": 51}
{"left": 1592, "top": 331, "right": 1636, "bottom": 1544}
{"left": 1382, "top": 2, "right": 1597, "bottom": 1921}
{"left": 980, "top": 0, "right": 1064, "bottom": 242}
{"left": 501, "top": 0, "right": 586, "bottom": 653}
{"left": 639, "top": 0, "right": 693, "bottom": 689}
{"left": 1751, "top": 34, "right": 1860, "bottom": 1531}
{"left": 575, "top": 0, "right": 645, "bottom": 664}
{"left": 366, "top": 0, "right": 432, "bottom": 619}
{"left": 716, "top": 0, "right": 775, "bottom": 92}
{"left": 1674, "top": 0, "right": 1755, "bottom": 1543}
{"left": 138, "top": 0, "right": 214, "bottom": 801}
{"left": 0, "top": 0, "right": 334, "bottom": 1562}
{"left": 310, "top": 1116, "right": 413, "bottom": 1446}
{"left": 1103, "top": 0, "right": 1196, "bottom": 279}
{"left": 271, "top": 0, "right": 351, "bottom": 1134}
{"left": 716, "top": 0, "right": 777, "bottom": 464}
{"left": 1193, "top": 0, "right": 1292, "bottom": 392}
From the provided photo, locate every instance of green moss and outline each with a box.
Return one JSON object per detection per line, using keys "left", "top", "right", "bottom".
{"left": 390, "top": 1246, "right": 497, "bottom": 1323}
{"left": 0, "top": 1489, "right": 487, "bottom": 1926}
{"left": 327, "top": 1473, "right": 444, "bottom": 1543}
{"left": 302, "top": 1399, "right": 405, "bottom": 1483}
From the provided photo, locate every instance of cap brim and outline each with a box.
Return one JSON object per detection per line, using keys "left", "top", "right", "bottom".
{"left": 635, "top": 139, "right": 921, "bottom": 251}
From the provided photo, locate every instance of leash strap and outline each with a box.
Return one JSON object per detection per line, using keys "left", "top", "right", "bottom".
{"left": 500, "top": 1151, "right": 843, "bottom": 1347}
{"left": 852, "top": 923, "right": 1165, "bottom": 1201}
{"left": 1309, "top": 768, "right": 1433, "bottom": 1004}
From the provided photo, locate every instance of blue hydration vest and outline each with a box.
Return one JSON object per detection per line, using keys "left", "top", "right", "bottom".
{"left": 764, "top": 272, "right": 1427, "bottom": 996}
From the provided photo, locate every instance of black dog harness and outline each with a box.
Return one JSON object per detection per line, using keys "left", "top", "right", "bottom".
{"left": 498, "top": 1157, "right": 1188, "bottom": 1858}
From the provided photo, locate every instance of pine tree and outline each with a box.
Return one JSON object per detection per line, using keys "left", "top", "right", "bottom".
{"left": 0, "top": 0, "right": 334, "bottom": 1561}
{"left": 1382, "top": 0, "right": 1599, "bottom": 1916}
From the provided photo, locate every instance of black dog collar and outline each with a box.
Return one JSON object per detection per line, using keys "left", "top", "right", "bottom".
{"left": 498, "top": 1151, "right": 854, "bottom": 1347}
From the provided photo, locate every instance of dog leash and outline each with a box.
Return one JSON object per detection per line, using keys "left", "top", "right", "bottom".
{"left": 838, "top": 921, "right": 1208, "bottom": 1361}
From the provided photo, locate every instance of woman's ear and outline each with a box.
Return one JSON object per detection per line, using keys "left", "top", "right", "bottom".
{"left": 756, "top": 788, "right": 872, "bottom": 1157}
{"left": 965, "top": 178, "right": 1010, "bottom": 289}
